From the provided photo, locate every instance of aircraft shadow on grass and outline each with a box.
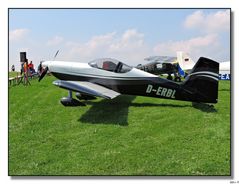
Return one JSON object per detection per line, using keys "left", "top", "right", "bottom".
{"left": 192, "top": 102, "right": 217, "bottom": 113}
{"left": 79, "top": 96, "right": 136, "bottom": 126}
{"left": 79, "top": 95, "right": 217, "bottom": 126}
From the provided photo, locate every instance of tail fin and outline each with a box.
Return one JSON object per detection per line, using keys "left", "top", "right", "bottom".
{"left": 177, "top": 51, "right": 195, "bottom": 71}
{"left": 182, "top": 57, "right": 219, "bottom": 103}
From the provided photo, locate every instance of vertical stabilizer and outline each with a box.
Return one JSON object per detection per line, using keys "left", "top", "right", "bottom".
{"left": 177, "top": 51, "right": 195, "bottom": 71}
{"left": 182, "top": 57, "right": 219, "bottom": 103}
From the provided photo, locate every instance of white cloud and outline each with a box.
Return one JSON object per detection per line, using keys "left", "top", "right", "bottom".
{"left": 65, "top": 32, "right": 116, "bottom": 59}
{"left": 9, "top": 28, "right": 29, "bottom": 41}
{"left": 9, "top": 27, "right": 229, "bottom": 71}
{"left": 109, "top": 29, "right": 144, "bottom": 52}
{"left": 64, "top": 29, "right": 150, "bottom": 65}
{"left": 60, "top": 29, "right": 227, "bottom": 64}
{"left": 184, "top": 10, "right": 230, "bottom": 33}
{"left": 153, "top": 34, "right": 221, "bottom": 60}
{"left": 46, "top": 36, "right": 64, "bottom": 46}
{"left": 108, "top": 29, "right": 150, "bottom": 63}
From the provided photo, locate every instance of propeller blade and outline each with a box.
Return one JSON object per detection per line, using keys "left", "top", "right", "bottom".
{"left": 38, "top": 67, "right": 48, "bottom": 82}
{"left": 54, "top": 50, "right": 59, "bottom": 60}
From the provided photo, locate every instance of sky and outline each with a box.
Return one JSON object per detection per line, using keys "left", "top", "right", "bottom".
{"left": 9, "top": 9, "right": 230, "bottom": 71}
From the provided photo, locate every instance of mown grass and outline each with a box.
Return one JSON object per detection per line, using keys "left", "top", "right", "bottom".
{"left": 9, "top": 76, "right": 231, "bottom": 176}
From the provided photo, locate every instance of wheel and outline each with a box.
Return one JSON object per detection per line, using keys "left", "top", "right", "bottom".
{"left": 60, "top": 97, "right": 85, "bottom": 106}
{"left": 167, "top": 75, "right": 173, "bottom": 80}
{"left": 174, "top": 76, "right": 181, "bottom": 82}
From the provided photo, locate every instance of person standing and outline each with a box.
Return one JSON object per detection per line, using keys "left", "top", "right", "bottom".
{"left": 38, "top": 61, "right": 43, "bottom": 75}
{"left": 11, "top": 65, "right": 15, "bottom": 72}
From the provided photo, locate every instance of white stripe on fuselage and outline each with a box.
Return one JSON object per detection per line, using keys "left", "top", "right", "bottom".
{"left": 194, "top": 75, "right": 219, "bottom": 81}
{"left": 187, "top": 71, "right": 218, "bottom": 77}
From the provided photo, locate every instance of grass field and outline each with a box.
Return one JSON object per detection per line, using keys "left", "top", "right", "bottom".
{"left": 9, "top": 76, "right": 231, "bottom": 176}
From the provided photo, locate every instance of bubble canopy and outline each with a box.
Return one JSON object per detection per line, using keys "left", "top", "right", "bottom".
{"left": 88, "top": 58, "right": 132, "bottom": 73}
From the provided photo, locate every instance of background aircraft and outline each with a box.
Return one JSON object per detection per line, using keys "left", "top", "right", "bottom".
{"left": 137, "top": 52, "right": 230, "bottom": 81}
{"left": 177, "top": 53, "right": 230, "bottom": 80}
{"left": 180, "top": 56, "right": 230, "bottom": 80}
{"left": 136, "top": 52, "right": 194, "bottom": 82}
{"left": 136, "top": 56, "right": 180, "bottom": 81}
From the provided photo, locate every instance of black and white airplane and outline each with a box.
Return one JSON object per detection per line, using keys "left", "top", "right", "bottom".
{"left": 39, "top": 57, "right": 219, "bottom": 106}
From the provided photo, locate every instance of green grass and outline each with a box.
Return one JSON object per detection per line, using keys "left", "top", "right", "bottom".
{"left": 9, "top": 76, "right": 231, "bottom": 175}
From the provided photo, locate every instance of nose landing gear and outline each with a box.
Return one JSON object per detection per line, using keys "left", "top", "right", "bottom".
{"left": 60, "top": 90, "right": 85, "bottom": 106}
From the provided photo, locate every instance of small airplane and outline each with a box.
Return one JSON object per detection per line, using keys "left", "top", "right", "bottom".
{"left": 39, "top": 57, "right": 219, "bottom": 106}
{"left": 141, "top": 51, "right": 230, "bottom": 81}
{"left": 136, "top": 56, "right": 181, "bottom": 81}
{"left": 136, "top": 52, "right": 195, "bottom": 82}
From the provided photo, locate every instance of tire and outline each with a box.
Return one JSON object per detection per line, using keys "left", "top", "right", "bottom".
{"left": 60, "top": 97, "right": 85, "bottom": 106}
{"left": 167, "top": 75, "right": 173, "bottom": 80}
{"left": 174, "top": 76, "right": 181, "bottom": 82}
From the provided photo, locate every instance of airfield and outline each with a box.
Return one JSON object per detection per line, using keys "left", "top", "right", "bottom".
{"left": 9, "top": 75, "right": 230, "bottom": 175}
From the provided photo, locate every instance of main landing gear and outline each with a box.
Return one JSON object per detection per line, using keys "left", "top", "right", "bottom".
{"left": 60, "top": 90, "right": 86, "bottom": 106}
{"left": 166, "top": 74, "right": 173, "bottom": 80}
{"left": 166, "top": 73, "right": 182, "bottom": 82}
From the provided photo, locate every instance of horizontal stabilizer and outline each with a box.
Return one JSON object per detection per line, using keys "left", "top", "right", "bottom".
{"left": 53, "top": 80, "right": 120, "bottom": 99}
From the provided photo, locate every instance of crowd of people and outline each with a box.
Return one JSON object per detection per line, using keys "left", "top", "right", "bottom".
{"left": 11, "top": 60, "right": 44, "bottom": 77}
{"left": 20, "top": 60, "right": 35, "bottom": 76}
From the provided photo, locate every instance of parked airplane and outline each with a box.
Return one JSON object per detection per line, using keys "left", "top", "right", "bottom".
{"left": 39, "top": 57, "right": 219, "bottom": 106}
{"left": 140, "top": 52, "right": 230, "bottom": 81}
{"left": 136, "top": 56, "right": 181, "bottom": 81}
{"left": 136, "top": 52, "right": 195, "bottom": 81}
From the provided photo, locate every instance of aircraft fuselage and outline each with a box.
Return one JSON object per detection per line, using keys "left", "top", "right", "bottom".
{"left": 42, "top": 57, "right": 219, "bottom": 104}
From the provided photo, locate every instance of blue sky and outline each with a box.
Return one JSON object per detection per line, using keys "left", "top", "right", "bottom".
{"left": 9, "top": 9, "right": 230, "bottom": 71}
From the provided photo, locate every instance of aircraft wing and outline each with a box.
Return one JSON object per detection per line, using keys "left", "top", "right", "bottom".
{"left": 53, "top": 80, "right": 120, "bottom": 99}
{"left": 144, "top": 56, "right": 177, "bottom": 63}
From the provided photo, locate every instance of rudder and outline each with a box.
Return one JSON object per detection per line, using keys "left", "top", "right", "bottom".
{"left": 182, "top": 57, "right": 219, "bottom": 103}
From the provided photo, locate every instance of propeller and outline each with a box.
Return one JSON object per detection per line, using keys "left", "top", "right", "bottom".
{"left": 54, "top": 50, "right": 59, "bottom": 60}
{"left": 38, "top": 66, "right": 48, "bottom": 82}
{"left": 38, "top": 50, "right": 59, "bottom": 82}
